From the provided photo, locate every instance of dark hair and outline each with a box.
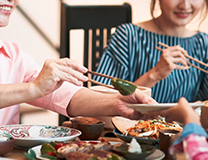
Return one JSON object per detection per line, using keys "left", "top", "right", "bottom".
{"left": 150, "top": 0, "right": 208, "bottom": 30}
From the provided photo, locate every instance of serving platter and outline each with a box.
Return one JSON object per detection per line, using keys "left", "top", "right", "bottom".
{"left": 127, "top": 102, "right": 205, "bottom": 114}
{"left": 0, "top": 125, "right": 81, "bottom": 147}
{"left": 30, "top": 141, "right": 121, "bottom": 160}
{"left": 31, "top": 141, "right": 164, "bottom": 160}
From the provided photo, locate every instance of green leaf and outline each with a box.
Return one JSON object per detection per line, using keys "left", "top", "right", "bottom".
{"left": 7, "top": 133, "right": 10, "bottom": 141}
{"left": 40, "top": 154, "right": 57, "bottom": 160}
{"left": 29, "top": 149, "right": 36, "bottom": 158}
{"left": 24, "top": 153, "right": 36, "bottom": 160}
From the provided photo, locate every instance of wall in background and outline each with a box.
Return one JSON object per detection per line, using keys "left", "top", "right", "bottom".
{"left": 0, "top": 0, "right": 208, "bottom": 125}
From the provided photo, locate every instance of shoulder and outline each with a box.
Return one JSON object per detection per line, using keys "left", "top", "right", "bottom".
{"left": 197, "top": 31, "right": 208, "bottom": 39}
{"left": 115, "top": 23, "right": 140, "bottom": 33}
{"left": 1, "top": 41, "right": 21, "bottom": 52}
{"left": 1, "top": 40, "right": 33, "bottom": 61}
{"left": 1, "top": 41, "right": 24, "bottom": 56}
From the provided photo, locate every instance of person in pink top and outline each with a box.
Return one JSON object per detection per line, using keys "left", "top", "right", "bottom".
{"left": 148, "top": 98, "right": 208, "bottom": 160}
{"left": 0, "top": 0, "right": 156, "bottom": 125}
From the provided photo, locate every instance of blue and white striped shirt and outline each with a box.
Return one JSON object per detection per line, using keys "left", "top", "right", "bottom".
{"left": 93, "top": 23, "right": 208, "bottom": 103}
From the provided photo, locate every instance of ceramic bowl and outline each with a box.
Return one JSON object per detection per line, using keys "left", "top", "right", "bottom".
{"left": 0, "top": 137, "right": 15, "bottom": 156}
{"left": 70, "top": 117, "right": 105, "bottom": 140}
{"left": 111, "top": 143, "right": 156, "bottom": 160}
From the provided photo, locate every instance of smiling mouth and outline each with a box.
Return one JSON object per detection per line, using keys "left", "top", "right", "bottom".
{"left": 175, "top": 11, "right": 193, "bottom": 18}
{"left": 0, "top": 6, "right": 12, "bottom": 12}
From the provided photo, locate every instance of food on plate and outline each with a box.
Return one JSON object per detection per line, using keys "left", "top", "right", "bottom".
{"left": 112, "top": 116, "right": 182, "bottom": 139}
{"left": 41, "top": 142, "right": 57, "bottom": 156}
{"left": 39, "top": 139, "right": 124, "bottom": 160}
{"left": 65, "top": 150, "right": 124, "bottom": 160}
{"left": 111, "top": 140, "right": 155, "bottom": 160}
{"left": 71, "top": 117, "right": 100, "bottom": 125}
{"left": 125, "top": 118, "right": 182, "bottom": 139}
{"left": 111, "top": 78, "right": 137, "bottom": 95}
{"left": 0, "top": 133, "right": 9, "bottom": 141}
{"left": 128, "top": 138, "right": 142, "bottom": 153}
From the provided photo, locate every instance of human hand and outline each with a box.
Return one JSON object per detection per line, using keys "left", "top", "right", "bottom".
{"left": 114, "top": 88, "right": 157, "bottom": 120}
{"left": 147, "top": 97, "right": 201, "bottom": 125}
{"left": 32, "top": 58, "right": 88, "bottom": 97}
{"left": 152, "top": 45, "right": 189, "bottom": 81}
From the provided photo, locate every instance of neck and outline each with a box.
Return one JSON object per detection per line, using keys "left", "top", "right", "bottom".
{"left": 154, "top": 16, "right": 192, "bottom": 37}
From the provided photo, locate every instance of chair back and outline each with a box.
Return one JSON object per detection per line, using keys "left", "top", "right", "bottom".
{"left": 59, "top": 2, "right": 132, "bottom": 125}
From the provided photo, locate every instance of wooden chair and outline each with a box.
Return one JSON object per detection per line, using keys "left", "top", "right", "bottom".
{"left": 59, "top": 2, "right": 132, "bottom": 126}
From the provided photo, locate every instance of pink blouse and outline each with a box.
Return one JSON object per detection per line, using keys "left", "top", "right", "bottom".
{"left": 0, "top": 40, "right": 81, "bottom": 125}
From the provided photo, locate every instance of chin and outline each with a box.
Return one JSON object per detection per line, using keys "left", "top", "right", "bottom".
{"left": 0, "top": 22, "right": 9, "bottom": 27}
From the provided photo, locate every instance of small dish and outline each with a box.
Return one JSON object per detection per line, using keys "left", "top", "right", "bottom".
{"left": 0, "top": 135, "right": 15, "bottom": 156}
{"left": 127, "top": 102, "right": 205, "bottom": 114}
{"left": 111, "top": 143, "right": 155, "bottom": 160}
{"left": 70, "top": 117, "right": 105, "bottom": 140}
{"left": 113, "top": 129, "right": 159, "bottom": 146}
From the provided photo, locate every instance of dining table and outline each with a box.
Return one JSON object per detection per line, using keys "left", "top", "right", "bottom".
{"left": 3, "top": 136, "right": 186, "bottom": 160}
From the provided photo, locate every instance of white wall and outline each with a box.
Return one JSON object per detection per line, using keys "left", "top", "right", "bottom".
{"left": 1, "top": 0, "right": 208, "bottom": 125}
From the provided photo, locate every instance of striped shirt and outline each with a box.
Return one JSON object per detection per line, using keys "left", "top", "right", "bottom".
{"left": 94, "top": 23, "right": 208, "bottom": 103}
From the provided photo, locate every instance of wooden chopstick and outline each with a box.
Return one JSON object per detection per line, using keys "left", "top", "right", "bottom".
{"left": 87, "top": 70, "right": 117, "bottom": 80}
{"left": 156, "top": 42, "right": 208, "bottom": 74}
{"left": 158, "top": 42, "right": 208, "bottom": 68}
{"left": 88, "top": 78, "right": 115, "bottom": 89}
{"left": 88, "top": 70, "right": 142, "bottom": 91}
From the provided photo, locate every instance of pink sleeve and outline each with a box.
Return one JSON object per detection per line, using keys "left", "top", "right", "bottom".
{"left": 170, "top": 134, "right": 208, "bottom": 160}
{"left": 28, "top": 83, "right": 82, "bottom": 117}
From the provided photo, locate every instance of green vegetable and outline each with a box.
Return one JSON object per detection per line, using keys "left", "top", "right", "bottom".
{"left": 41, "top": 142, "right": 56, "bottom": 155}
{"left": 88, "top": 157, "right": 98, "bottom": 160}
{"left": 111, "top": 78, "right": 137, "bottom": 96}
{"left": 40, "top": 154, "right": 57, "bottom": 160}
{"left": 24, "top": 149, "right": 37, "bottom": 160}
{"left": 107, "top": 154, "right": 125, "bottom": 160}
{"left": 50, "top": 141, "right": 57, "bottom": 147}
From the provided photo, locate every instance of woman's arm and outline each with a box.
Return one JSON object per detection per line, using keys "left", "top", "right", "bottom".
{"left": 134, "top": 46, "right": 189, "bottom": 88}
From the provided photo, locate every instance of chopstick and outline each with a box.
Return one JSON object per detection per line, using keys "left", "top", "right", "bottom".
{"left": 87, "top": 70, "right": 116, "bottom": 89}
{"left": 87, "top": 70, "right": 117, "bottom": 80}
{"left": 156, "top": 42, "right": 208, "bottom": 74}
{"left": 88, "top": 78, "right": 115, "bottom": 89}
{"left": 88, "top": 70, "right": 141, "bottom": 91}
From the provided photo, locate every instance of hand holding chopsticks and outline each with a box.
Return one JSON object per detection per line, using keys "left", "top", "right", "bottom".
{"left": 156, "top": 42, "right": 208, "bottom": 74}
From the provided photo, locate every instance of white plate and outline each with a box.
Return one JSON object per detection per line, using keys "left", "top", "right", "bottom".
{"left": 127, "top": 103, "right": 205, "bottom": 114}
{"left": 30, "top": 141, "right": 121, "bottom": 160}
{"left": 0, "top": 125, "right": 81, "bottom": 148}
{"left": 146, "top": 149, "right": 165, "bottom": 160}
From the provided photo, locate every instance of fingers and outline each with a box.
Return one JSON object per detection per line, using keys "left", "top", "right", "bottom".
{"left": 161, "top": 46, "right": 188, "bottom": 68}
{"left": 56, "top": 65, "right": 88, "bottom": 82}
{"left": 44, "top": 58, "right": 89, "bottom": 86}
{"left": 133, "top": 89, "right": 158, "bottom": 104}
{"left": 57, "top": 58, "right": 88, "bottom": 73}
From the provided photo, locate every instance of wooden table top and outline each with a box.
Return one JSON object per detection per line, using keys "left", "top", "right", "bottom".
{"left": 2, "top": 137, "right": 186, "bottom": 160}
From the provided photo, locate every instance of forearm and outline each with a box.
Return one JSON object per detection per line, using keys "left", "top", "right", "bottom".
{"left": 134, "top": 68, "right": 161, "bottom": 88}
{"left": 0, "top": 83, "right": 41, "bottom": 108}
{"left": 67, "top": 88, "right": 119, "bottom": 117}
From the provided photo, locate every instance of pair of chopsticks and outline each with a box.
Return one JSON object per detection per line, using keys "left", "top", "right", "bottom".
{"left": 87, "top": 70, "right": 115, "bottom": 89}
{"left": 155, "top": 42, "right": 208, "bottom": 74}
{"left": 87, "top": 70, "right": 139, "bottom": 90}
